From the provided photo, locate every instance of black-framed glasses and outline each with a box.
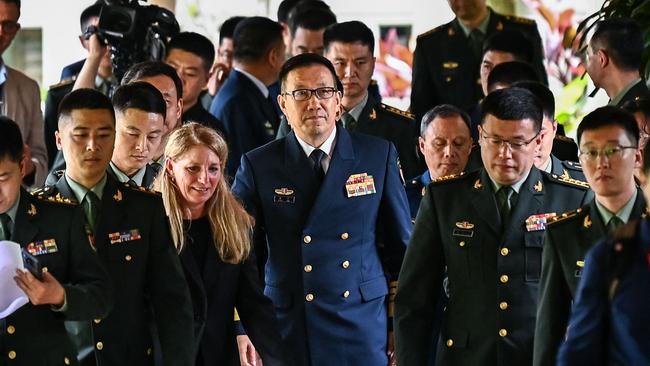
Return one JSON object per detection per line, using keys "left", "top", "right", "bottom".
{"left": 0, "top": 20, "right": 19, "bottom": 34}
{"left": 579, "top": 145, "right": 638, "bottom": 162}
{"left": 282, "top": 87, "right": 337, "bottom": 101}
{"left": 480, "top": 130, "right": 539, "bottom": 151}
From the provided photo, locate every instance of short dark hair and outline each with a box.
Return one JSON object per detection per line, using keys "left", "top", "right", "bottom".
{"left": 577, "top": 106, "right": 639, "bottom": 146}
{"left": 121, "top": 61, "right": 183, "bottom": 99}
{"left": 80, "top": 2, "right": 102, "bottom": 33}
{"left": 482, "top": 29, "right": 534, "bottom": 63}
{"left": 324, "top": 21, "right": 374, "bottom": 54}
{"left": 219, "top": 16, "right": 245, "bottom": 44}
{"left": 288, "top": 3, "right": 337, "bottom": 37}
{"left": 0, "top": 116, "right": 24, "bottom": 163}
{"left": 233, "top": 16, "right": 284, "bottom": 63}
{"left": 112, "top": 82, "right": 167, "bottom": 121}
{"left": 277, "top": 0, "right": 302, "bottom": 24}
{"left": 279, "top": 53, "right": 339, "bottom": 92}
{"left": 58, "top": 88, "right": 116, "bottom": 129}
{"left": 591, "top": 17, "right": 643, "bottom": 72}
{"left": 168, "top": 32, "right": 215, "bottom": 73}
{"left": 486, "top": 61, "right": 539, "bottom": 93}
{"left": 420, "top": 104, "right": 472, "bottom": 137}
{"left": 480, "top": 87, "right": 543, "bottom": 132}
{"left": 512, "top": 81, "right": 555, "bottom": 121}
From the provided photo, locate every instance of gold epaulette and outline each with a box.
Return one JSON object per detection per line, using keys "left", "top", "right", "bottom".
{"left": 562, "top": 160, "right": 583, "bottom": 171}
{"left": 431, "top": 171, "right": 465, "bottom": 184}
{"left": 548, "top": 169, "right": 590, "bottom": 189}
{"left": 417, "top": 24, "right": 444, "bottom": 39}
{"left": 31, "top": 188, "right": 78, "bottom": 205}
{"left": 48, "top": 77, "right": 75, "bottom": 89}
{"left": 123, "top": 182, "right": 161, "bottom": 196}
{"left": 547, "top": 207, "right": 583, "bottom": 225}
{"left": 379, "top": 103, "right": 415, "bottom": 120}
{"left": 505, "top": 14, "right": 536, "bottom": 26}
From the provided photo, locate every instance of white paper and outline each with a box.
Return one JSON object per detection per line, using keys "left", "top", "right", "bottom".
{"left": 0, "top": 240, "right": 29, "bottom": 318}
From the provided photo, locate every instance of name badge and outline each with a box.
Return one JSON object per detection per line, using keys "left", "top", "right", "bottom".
{"left": 525, "top": 213, "right": 556, "bottom": 232}
{"left": 346, "top": 173, "right": 376, "bottom": 198}
{"left": 109, "top": 229, "right": 142, "bottom": 245}
{"left": 26, "top": 239, "right": 58, "bottom": 256}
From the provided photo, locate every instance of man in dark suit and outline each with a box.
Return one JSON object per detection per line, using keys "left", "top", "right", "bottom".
{"left": 0, "top": 116, "right": 112, "bottom": 366}
{"left": 233, "top": 53, "right": 412, "bottom": 366}
{"left": 585, "top": 17, "right": 650, "bottom": 107}
{"left": 410, "top": 0, "right": 545, "bottom": 121}
{"left": 533, "top": 106, "right": 646, "bottom": 366}
{"left": 209, "top": 17, "right": 286, "bottom": 178}
{"left": 42, "top": 88, "right": 194, "bottom": 366}
{"left": 394, "top": 87, "right": 590, "bottom": 366}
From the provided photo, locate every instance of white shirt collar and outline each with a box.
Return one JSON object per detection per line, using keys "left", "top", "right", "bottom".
{"left": 294, "top": 125, "right": 337, "bottom": 158}
{"left": 235, "top": 67, "right": 269, "bottom": 98}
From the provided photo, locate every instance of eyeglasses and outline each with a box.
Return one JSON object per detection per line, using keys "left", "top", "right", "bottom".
{"left": 579, "top": 145, "right": 637, "bottom": 162}
{"left": 0, "top": 21, "right": 19, "bottom": 34}
{"left": 480, "top": 131, "right": 539, "bottom": 151}
{"left": 282, "top": 87, "right": 337, "bottom": 101}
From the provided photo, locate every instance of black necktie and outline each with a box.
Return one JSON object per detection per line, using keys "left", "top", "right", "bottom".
{"left": 0, "top": 213, "right": 11, "bottom": 240}
{"left": 309, "top": 149, "right": 326, "bottom": 183}
{"left": 496, "top": 186, "right": 513, "bottom": 228}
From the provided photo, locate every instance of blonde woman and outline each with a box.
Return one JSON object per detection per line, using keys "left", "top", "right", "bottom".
{"left": 155, "top": 122, "right": 287, "bottom": 366}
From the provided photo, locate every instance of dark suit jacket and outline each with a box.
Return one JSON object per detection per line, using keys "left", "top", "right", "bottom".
{"left": 182, "top": 102, "right": 228, "bottom": 142}
{"left": 394, "top": 167, "right": 590, "bottom": 366}
{"left": 60, "top": 59, "right": 85, "bottom": 81}
{"left": 410, "top": 8, "right": 546, "bottom": 121}
{"left": 50, "top": 174, "right": 194, "bottom": 366}
{"left": 533, "top": 190, "right": 647, "bottom": 366}
{"left": 557, "top": 218, "right": 650, "bottom": 366}
{"left": 1, "top": 188, "right": 112, "bottom": 366}
{"left": 179, "top": 222, "right": 287, "bottom": 366}
{"left": 233, "top": 128, "right": 412, "bottom": 366}
{"left": 209, "top": 70, "right": 279, "bottom": 178}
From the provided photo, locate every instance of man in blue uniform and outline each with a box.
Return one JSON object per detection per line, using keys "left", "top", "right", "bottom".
{"left": 233, "top": 53, "right": 412, "bottom": 366}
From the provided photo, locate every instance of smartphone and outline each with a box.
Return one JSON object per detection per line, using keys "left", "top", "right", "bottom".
{"left": 21, "top": 249, "right": 43, "bottom": 281}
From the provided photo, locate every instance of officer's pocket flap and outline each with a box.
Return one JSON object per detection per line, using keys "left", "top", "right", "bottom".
{"left": 264, "top": 285, "right": 292, "bottom": 309}
{"left": 524, "top": 231, "right": 544, "bottom": 282}
{"left": 359, "top": 276, "right": 388, "bottom": 302}
{"left": 441, "top": 330, "right": 469, "bottom": 349}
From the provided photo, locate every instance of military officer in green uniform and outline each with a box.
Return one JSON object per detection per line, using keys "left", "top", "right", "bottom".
{"left": 394, "top": 87, "right": 590, "bottom": 366}
{"left": 0, "top": 116, "right": 112, "bottom": 366}
{"left": 277, "top": 21, "right": 423, "bottom": 179}
{"left": 533, "top": 106, "right": 647, "bottom": 366}
{"left": 40, "top": 88, "right": 194, "bottom": 366}
{"left": 410, "top": 0, "right": 546, "bottom": 122}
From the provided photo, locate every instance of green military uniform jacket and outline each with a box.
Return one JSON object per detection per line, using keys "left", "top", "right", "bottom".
{"left": 42, "top": 174, "right": 194, "bottom": 366}
{"left": 394, "top": 167, "right": 590, "bottom": 366}
{"left": 1, "top": 188, "right": 112, "bottom": 366}
{"left": 410, "top": 8, "right": 546, "bottom": 121}
{"left": 532, "top": 189, "right": 647, "bottom": 366}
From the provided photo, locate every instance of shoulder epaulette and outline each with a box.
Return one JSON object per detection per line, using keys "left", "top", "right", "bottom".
{"left": 123, "top": 182, "right": 161, "bottom": 196}
{"left": 431, "top": 171, "right": 465, "bottom": 184}
{"left": 30, "top": 188, "right": 78, "bottom": 205}
{"left": 546, "top": 169, "right": 590, "bottom": 189}
{"left": 417, "top": 24, "right": 445, "bottom": 39}
{"left": 547, "top": 207, "right": 584, "bottom": 225}
{"left": 561, "top": 160, "right": 583, "bottom": 171}
{"left": 48, "top": 77, "right": 75, "bottom": 90}
{"left": 505, "top": 14, "right": 536, "bottom": 26}
{"left": 379, "top": 103, "right": 415, "bottom": 120}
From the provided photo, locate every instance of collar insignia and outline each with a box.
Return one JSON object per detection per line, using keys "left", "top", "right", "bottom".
{"left": 473, "top": 179, "right": 482, "bottom": 189}
{"left": 27, "top": 204, "right": 37, "bottom": 216}
{"left": 584, "top": 214, "right": 592, "bottom": 229}
{"left": 534, "top": 181, "right": 543, "bottom": 192}
{"left": 113, "top": 189, "right": 122, "bottom": 202}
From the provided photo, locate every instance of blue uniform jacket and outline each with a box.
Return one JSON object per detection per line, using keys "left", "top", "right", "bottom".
{"left": 232, "top": 128, "right": 412, "bottom": 366}
{"left": 405, "top": 170, "right": 431, "bottom": 220}
{"left": 60, "top": 59, "right": 85, "bottom": 80}
{"left": 209, "top": 70, "right": 279, "bottom": 178}
{"left": 557, "top": 218, "right": 650, "bottom": 366}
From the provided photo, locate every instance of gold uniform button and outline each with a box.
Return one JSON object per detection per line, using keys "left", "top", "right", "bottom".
{"left": 303, "top": 235, "right": 312, "bottom": 244}
{"left": 42, "top": 266, "right": 48, "bottom": 273}
{"left": 342, "top": 260, "right": 350, "bottom": 269}
{"left": 340, "top": 232, "right": 349, "bottom": 240}
{"left": 499, "top": 329, "right": 508, "bottom": 337}
{"left": 305, "top": 293, "right": 314, "bottom": 302}
{"left": 65, "top": 357, "right": 71, "bottom": 365}
{"left": 500, "top": 275, "right": 509, "bottom": 284}
{"left": 146, "top": 348, "right": 152, "bottom": 356}
{"left": 499, "top": 302, "right": 508, "bottom": 310}
{"left": 446, "top": 339, "right": 453, "bottom": 347}
{"left": 8, "top": 351, "right": 16, "bottom": 359}
{"left": 6, "top": 325, "right": 15, "bottom": 334}
{"left": 93, "top": 318, "right": 101, "bottom": 324}
{"left": 501, "top": 248, "right": 509, "bottom": 256}
{"left": 125, "top": 255, "right": 132, "bottom": 262}
{"left": 343, "top": 290, "right": 350, "bottom": 298}
{"left": 304, "top": 265, "right": 313, "bottom": 273}
{"left": 459, "top": 241, "right": 466, "bottom": 247}
{"left": 96, "top": 342, "right": 104, "bottom": 350}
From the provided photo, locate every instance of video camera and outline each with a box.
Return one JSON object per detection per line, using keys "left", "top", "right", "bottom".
{"left": 85, "top": 0, "right": 179, "bottom": 82}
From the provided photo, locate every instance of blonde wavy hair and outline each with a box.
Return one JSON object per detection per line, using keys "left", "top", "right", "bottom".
{"left": 154, "top": 122, "right": 253, "bottom": 264}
